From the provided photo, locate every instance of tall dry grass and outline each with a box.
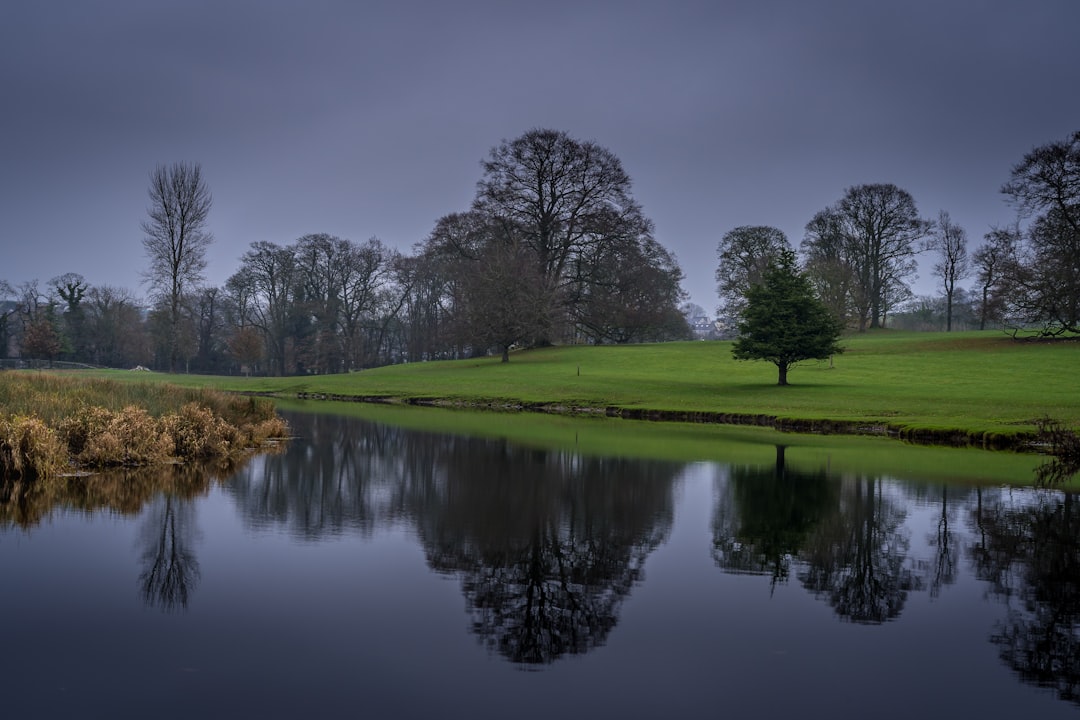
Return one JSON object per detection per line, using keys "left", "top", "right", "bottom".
{"left": 0, "top": 372, "right": 288, "bottom": 480}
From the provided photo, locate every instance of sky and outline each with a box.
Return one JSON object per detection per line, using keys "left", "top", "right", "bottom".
{"left": 2, "top": 0, "right": 1079, "bottom": 312}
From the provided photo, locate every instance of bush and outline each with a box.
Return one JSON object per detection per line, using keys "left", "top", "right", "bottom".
{"left": 76, "top": 406, "right": 174, "bottom": 467}
{"left": 0, "top": 416, "right": 68, "bottom": 480}
{"left": 162, "top": 403, "right": 239, "bottom": 460}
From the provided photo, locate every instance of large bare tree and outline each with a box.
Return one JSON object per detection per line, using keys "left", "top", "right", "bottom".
{"left": 804, "top": 184, "right": 930, "bottom": 330}
{"left": 141, "top": 162, "right": 212, "bottom": 371}
{"left": 1001, "top": 130, "right": 1080, "bottom": 335}
{"left": 472, "top": 128, "right": 665, "bottom": 342}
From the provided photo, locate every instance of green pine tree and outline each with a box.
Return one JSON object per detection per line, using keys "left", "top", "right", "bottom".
{"left": 732, "top": 249, "right": 844, "bottom": 385}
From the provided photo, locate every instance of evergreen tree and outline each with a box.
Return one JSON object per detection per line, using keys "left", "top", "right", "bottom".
{"left": 732, "top": 250, "right": 844, "bottom": 386}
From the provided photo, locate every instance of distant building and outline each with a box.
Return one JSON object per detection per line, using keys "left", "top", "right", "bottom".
{"left": 682, "top": 303, "right": 724, "bottom": 340}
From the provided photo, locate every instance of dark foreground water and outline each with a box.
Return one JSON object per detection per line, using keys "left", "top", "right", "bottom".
{"left": 2, "top": 410, "right": 1078, "bottom": 719}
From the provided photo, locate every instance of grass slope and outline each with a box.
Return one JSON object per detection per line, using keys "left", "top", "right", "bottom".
{"left": 77, "top": 331, "right": 1080, "bottom": 443}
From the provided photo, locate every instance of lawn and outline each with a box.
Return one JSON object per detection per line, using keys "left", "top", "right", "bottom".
{"left": 67, "top": 330, "right": 1080, "bottom": 443}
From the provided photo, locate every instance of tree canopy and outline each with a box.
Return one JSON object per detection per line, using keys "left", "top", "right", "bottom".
{"left": 802, "top": 184, "right": 930, "bottom": 330}
{"left": 1000, "top": 130, "right": 1080, "bottom": 335}
{"left": 141, "top": 162, "right": 213, "bottom": 372}
{"left": 423, "top": 128, "right": 689, "bottom": 355}
{"left": 715, "top": 225, "right": 790, "bottom": 322}
{"left": 732, "top": 249, "right": 844, "bottom": 385}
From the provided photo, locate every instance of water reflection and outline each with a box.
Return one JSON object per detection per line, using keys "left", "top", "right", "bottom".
{"left": 411, "top": 447, "right": 677, "bottom": 664}
{"left": 227, "top": 412, "right": 410, "bottom": 537}
{"left": 712, "top": 446, "right": 836, "bottom": 587}
{"left": 233, "top": 411, "right": 680, "bottom": 664}
{"left": 137, "top": 494, "right": 200, "bottom": 611}
{"left": 1, "top": 462, "right": 254, "bottom": 614}
{"left": 1034, "top": 456, "right": 1080, "bottom": 488}
{"left": 1, "top": 459, "right": 246, "bottom": 529}
{"left": 926, "top": 486, "right": 962, "bottom": 598}
{"left": 6, "top": 406, "right": 1080, "bottom": 709}
{"left": 713, "top": 447, "right": 923, "bottom": 623}
{"left": 970, "top": 489, "right": 1080, "bottom": 705}
{"left": 799, "top": 476, "right": 924, "bottom": 623}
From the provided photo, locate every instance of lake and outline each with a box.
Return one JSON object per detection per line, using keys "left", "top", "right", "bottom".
{"left": 2, "top": 405, "right": 1077, "bottom": 719}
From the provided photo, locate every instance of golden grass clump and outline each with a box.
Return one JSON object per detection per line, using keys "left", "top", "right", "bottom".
{"left": 0, "top": 415, "right": 69, "bottom": 480}
{"left": 1, "top": 372, "right": 289, "bottom": 481}
{"left": 162, "top": 402, "right": 239, "bottom": 460}
{"left": 57, "top": 406, "right": 114, "bottom": 457}
{"left": 250, "top": 416, "right": 290, "bottom": 444}
{"left": 75, "top": 405, "right": 175, "bottom": 467}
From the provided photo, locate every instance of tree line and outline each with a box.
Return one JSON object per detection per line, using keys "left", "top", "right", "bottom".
{"left": 717, "top": 129, "right": 1080, "bottom": 337}
{"left": 1, "top": 129, "right": 691, "bottom": 374}
{"left": 3, "top": 128, "right": 1077, "bottom": 373}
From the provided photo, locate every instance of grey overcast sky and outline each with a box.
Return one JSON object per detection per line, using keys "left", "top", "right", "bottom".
{"left": 2, "top": 0, "right": 1078, "bottom": 311}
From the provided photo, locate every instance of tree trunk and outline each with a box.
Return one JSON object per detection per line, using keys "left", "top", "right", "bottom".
{"left": 979, "top": 287, "right": 989, "bottom": 330}
{"left": 777, "top": 362, "right": 788, "bottom": 386}
{"left": 501, "top": 345, "right": 510, "bottom": 363}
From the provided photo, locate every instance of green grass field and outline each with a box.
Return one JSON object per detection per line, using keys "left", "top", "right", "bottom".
{"left": 68, "top": 330, "right": 1080, "bottom": 443}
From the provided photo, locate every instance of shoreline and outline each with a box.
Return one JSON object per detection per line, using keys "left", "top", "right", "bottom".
{"left": 287, "top": 391, "right": 1038, "bottom": 453}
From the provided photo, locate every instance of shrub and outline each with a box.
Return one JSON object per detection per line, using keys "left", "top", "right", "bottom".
{"left": 162, "top": 403, "right": 239, "bottom": 460}
{"left": 77, "top": 406, "right": 174, "bottom": 467}
{"left": 0, "top": 416, "right": 68, "bottom": 480}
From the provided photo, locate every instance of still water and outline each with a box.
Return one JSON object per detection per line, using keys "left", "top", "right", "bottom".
{"left": 1, "top": 408, "right": 1077, "bottom": 719}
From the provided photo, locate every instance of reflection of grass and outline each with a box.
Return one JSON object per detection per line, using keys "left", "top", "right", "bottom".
{"left": 0, "top": 454, "right": 278, "bottom": 529}
{"left": 61, "top": 330, "right": 1080, "bottom": 444}
{"left": 0, "top": 373, "right": 288, "bottom": 480}
{"left": 276, "top": 399, "right": 1053, "bottom": 488}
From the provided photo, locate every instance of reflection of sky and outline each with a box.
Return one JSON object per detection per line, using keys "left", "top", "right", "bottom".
{"left": 1, "top": 469, "right": 1075, "bottom": 717}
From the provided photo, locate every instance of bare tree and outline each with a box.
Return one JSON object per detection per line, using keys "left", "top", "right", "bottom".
{"left": 473, "top": 128, "right": 658, "bottom": 342}
{"left": 227, "top": 241, "right": 297, "bottom": 376}
{"left": 929, "top": 211, "right": 970, "bottom": 331}
{"left": 802, "top": 209, "right": 859, "bottom": 327}
{"left": 460, "top": 240, "right": 550, "bottom": 362}
{"left": 805, "top": 184, "right": 931, "bottom": 330}
{"left": 971, "top": 226, "right": 1020, "bottom": 330}
{"left": 85, "top": 285, "right": 149, "bottom": 367}
{"left": 715, "top": 225, "right": 790, "bottom": 321}
{"left": 0, "top": 279, "right": 15, "bottom": 358}
{"left": 1001, "top": 130, "right": 1080, "bottom": 335}
{"left": 141, "top": 162, "right": 213, "bottom": 372}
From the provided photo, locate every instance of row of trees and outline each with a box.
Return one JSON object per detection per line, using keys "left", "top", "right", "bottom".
{"left": 2, "top": 130, "right": 692, "bottom": 373}
{"left": 717, "top": 129, "right": 1080, "bottom": 337}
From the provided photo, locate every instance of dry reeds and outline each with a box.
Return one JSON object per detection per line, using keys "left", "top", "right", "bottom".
{"left": 0, "top": 372, "right": 289, "bottom": 480}
{"left": 0, "top": 415, "right": 68, "bottom": 480}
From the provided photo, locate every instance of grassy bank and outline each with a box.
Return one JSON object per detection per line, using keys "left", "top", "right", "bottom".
{"left": 0, "top": 373, "right": 288, "bottom": 480}
{"left": 68, "top": 331, "right": 1080, "bottom": 448}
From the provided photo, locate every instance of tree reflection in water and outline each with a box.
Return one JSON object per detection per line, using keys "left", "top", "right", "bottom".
{"left": 227, "top": 411, "right": 413, "bottom": 538}
{"left": 712, "top": 446, "right": 836, "bottom": 588}
{"left": 137, "top": 494, "right": 200, "bottom": 611}
{"left": 970, "top": 488, "right": 1080, "bottom": 705}
{"left": 2, "top": 460, "right": 251, "bottom": 613}
{"left": 230, "top": 411, "right": 681, "bottom": 665}
{"left": 799, "top": 475, "right": 923, "bottom": 623}
{"left": 927, "top": 485, "right": 961, "bottom": 598}
{"left": 411, "top": 445, "right": 678, "bottom": 665}
{"left": 713, "top": 446, "right": 923, "bottom": 623}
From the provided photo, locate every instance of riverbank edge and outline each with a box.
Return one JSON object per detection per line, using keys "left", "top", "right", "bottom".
{"left": 280, "top": 391, "right": 1042, "bottom": 453}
